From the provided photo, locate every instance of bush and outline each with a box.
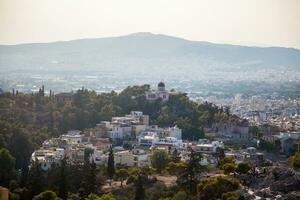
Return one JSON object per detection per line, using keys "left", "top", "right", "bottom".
{"left": 223, "top": 163, "right": 236, "bottom": 174}
{"left": 221, "top": 192, "right": 238, "bottom": 200}
{"left": 32, "top": 190, "right": 61, "bottom": 200}
{"left": 151, "top": 149, "right": 169, "bottom": 173}
{"left": 217, "top": 157, "right": 235, "bottom": 168}
{"left": 172, "top": 191, "right": 188, "bottom": 200}
{"left": 198, "top": 176, "right": 239, "bottom": 200}
{"left": 290, "top": 152, "right": 300, "bottom": 169}
{"left": 236, "top": 162, "right": 250, "bottom": 174}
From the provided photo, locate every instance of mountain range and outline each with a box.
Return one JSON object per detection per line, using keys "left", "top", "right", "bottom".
{"left": 1, "top": 32, "right": 300, "bottom": 74}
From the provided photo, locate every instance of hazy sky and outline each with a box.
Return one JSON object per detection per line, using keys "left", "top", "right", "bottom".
{"left": 0, "top": 0, "right": 300, "bottom": 48}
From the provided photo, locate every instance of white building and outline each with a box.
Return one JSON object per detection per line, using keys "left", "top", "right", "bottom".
{"left": 161, "top": 125, "right": 182, "bottom": 139}
{"left": 31, "top": 148, "right": 65, "bottom": 171}
{"left": 153, "top": 137, "right": 183, "bottom": 148}
{"left": 109, "top": 125, "right": 132, "bottom": 140}
{"left": 60, "top": 130, "right": 83, "bottom": 145}
{"left": 109, "top": 111, "right": 149, "bottom": 140}
{"left": 138, "top": 131, "right": 159, "bottom": 147}
{"left": 114, "top": 149, "right": 150, "bottom": 167}
{"left": 194, "top": 140, "right": 224, "bottom": 154}
{"left": 145, "top": 82, "right": 170, "bottom": 101}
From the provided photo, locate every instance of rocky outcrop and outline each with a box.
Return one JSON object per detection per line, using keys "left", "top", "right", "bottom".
{"left": 238, "top": 166, "right": 300, "bottom": 200}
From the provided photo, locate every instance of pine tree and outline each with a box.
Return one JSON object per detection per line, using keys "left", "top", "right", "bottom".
{"left": 81, "top": 160, "right": 97, "bottom": 197}
{"left": 20, "top": 160, "right": 29, "bottom": 187}
{"left": 87, "top": 161, "right": 97, "bottom": 194}
{"left": 107, "top": 146, "right": 115, "bottom": 179}
{"left": 29, "top": 161, "right": 44, "bottom": 198}
{"left": 135, "top": 174, "right": 145, "bottom": 200}
{"left": 178, "top": 147, "right": 202, "bottom": 194}
{"left": 58, "top": 156, "right": 68, "bottom": 200}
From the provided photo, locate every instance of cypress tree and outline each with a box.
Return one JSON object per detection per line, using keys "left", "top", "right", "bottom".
{"left": 135, "top": 174, "right": 145, "bottom": 200}
{"left": 81, "top": 160, "right": 97, "bottom": 197}
{"left": 58, "top": 156, "right": 68, "bottom": 200}
{"left": 29, "top": 161, "right": 44, "bottom": 198}
{"left": 107, "top": 146, "right": 115, "bottom": 179}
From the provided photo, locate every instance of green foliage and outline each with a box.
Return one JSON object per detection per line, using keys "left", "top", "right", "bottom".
{"left": 0, "top": 86, "right": 224, "bottom": 169}
{"left": 223, "top": 163, "right": 236, "bottom": 174}
{"left": 32, "top": 190, "right": 61, "bottom": 200}
{"left": 0, "top": 85, "right": 226, "bottom": 199}
{"left": 85, "top": 193, "right": 100, "bottom": 200}
{"left": 216, "top": 148, "right": 225, "bottom": 160}
{"left": 223, "top": 141, "right": 245, "bottom": 151}
{"left": 198, "top": 176, "right": 239, "bottom": 200}
{"left": 107, "top": 146, "right": 115, "bottom": 179}
{"left": 99, "top": 193, "right": 116, "bottom": 200}
{"left": 217, "top": 157, "right": 235, "bottom": 169}
{"left": 81, "top": 161, "right": 97, "bottom": 196}
{"left": 58, "top": 156, "right": 68, "bottom": 200}
{"left": 249, "top": 126, "right": 261, "bottom": 139}
{"left": 289, "top": 142, "right": 300, "bottom": 169}
{"left": 10, "top": 187, "right": 30, "bottom": 200}
{"left": 221, "top": 192, "right": 239, "bottom": 200}
{"left": 166, "top": 162, "right": 186, "bottom": 176}
{"left": 115, "top": 169, "right": 129, "bottom": 187}
{"left": 171, "top": 148, "right": 181, "bottom": 163}
{"left": 171, "top": 191, "right": 188, "bottom": 200}
{"left": 0, "top": 148, "right": 16, "bottom": 186}
{"left": 135, "top": 174, "right": 145, "bottom": 200}
{"left": 151, "top": 149, "right": 169, "bottom": 173}
{"left": 28, "top": 161, "right": 45, "bottom": 198}
{"left": 85, "top": 193, "right": 115, "bottom": 200}
{"left": 236, "top": 162, "right": 250, "bottom": 174}
{"left": 84, "top": 148, "right": 95, "bottom": 162}
{"left": 145, "top": 182, "right": 167, "bottom": 200}
{"left": 218, "top": 157, "right": 237, "bottom": 174}
{"left": 258, "top": 139, "right": 280, "bottom": 153}
{"left": 177, "top": 148, "right": 202, "bottom": 194}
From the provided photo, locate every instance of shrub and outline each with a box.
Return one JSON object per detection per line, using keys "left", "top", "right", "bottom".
{"left": 236, "top": 162, "right": 250, "bottom": 174}
{"left": 223, "top": 163, "right": 236, "bottom": 174}
{"left": 198, "top": 176, "right": 239, "bottom": 200}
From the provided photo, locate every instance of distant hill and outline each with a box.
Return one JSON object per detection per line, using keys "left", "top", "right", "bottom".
{"left": 1, "top": 32, "right": 300, "bottom": 74}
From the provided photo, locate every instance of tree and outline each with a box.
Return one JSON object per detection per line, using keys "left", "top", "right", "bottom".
{"left": 84, "top": 148, "right": 94, "bottom": 162}
{"left": 198, "top": 176, "right": 239, "bottom": 200}
{"left": 289, "top": 142, "right": 300, "bottom": 169}
{"left": 82, "top": 161, "right": 97, "bottom": 196}
{"left": 221, "top": 192, "right": 239, "bottom": 200}
{"left": 0, "top": 148, "right": 16, "bottom": 186}
{"left": 151, "top": 149, "right": 169, "bottom": 173}
{"left": 178, "top": 147, "right": 202, "bottom": 194}
{"left": 236, "top": 162, "right": 250, "bottom": 174}
{"left": 115, "top": 169, "right": 128, "bottom": 187}
{"left": 166, "top": 162, "right": 186, "bottom": 176}
{"left": 135, "top": 174, "right": 145, "bottom": 200}
{"left": 32, "top": 190, "right": 61, "bottom": 200}
{"left": 216, "top": 147, "right": 225, "bottom": 160}
{"left": 171, "top": 148, "right": 181, "bottom": 163}
{"left": 99, "top": 193, "right": 116, "bottom": 200}
{"left": 217, "top": 157, "right": 235, "bottom": 169}
{"left": 85, "top": 193, "right": 100, "bottom": 200}
{"left": 58, "top": 156, "right": 68, "bottom": 200}
{"left": 223, "top": 163, "right": 236, "bottom": 174}
{"left": 172, "top": 191, "right": 188, "bottom": 200}
{"left": 28, "top": 161, "right": 45, "bottom": 198}
{"left": 107, "top": 146, "right": 115, "bottom": 179}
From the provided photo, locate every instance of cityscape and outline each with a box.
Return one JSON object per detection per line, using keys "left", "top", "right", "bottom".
{"left": 1, "top": 1, "right": 300, "bottom": 200}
